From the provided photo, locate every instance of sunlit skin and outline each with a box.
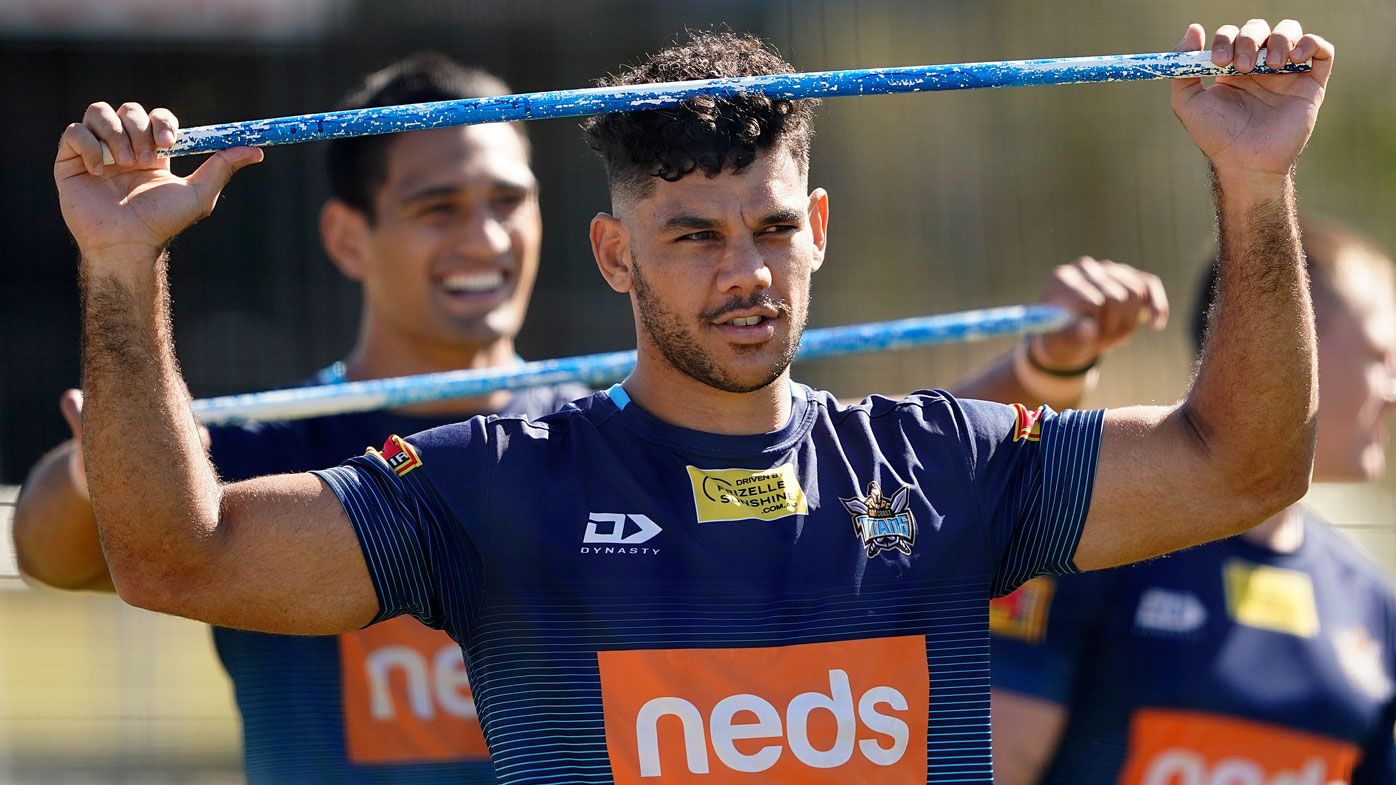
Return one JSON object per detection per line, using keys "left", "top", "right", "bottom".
{"left": 322, "top": 122, "right": 541, "bottom": 400}
{"left": 1243, "top": 250, "right": 1396, "bottom": 551}
{"left": 1312, "top": 251, "right": 1396, "bottom": 482}
{"left": 590, "top": 148, "right": 829, "bottom": 435}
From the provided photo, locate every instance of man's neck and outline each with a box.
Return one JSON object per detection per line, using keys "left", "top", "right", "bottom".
{"left": 1239, "top": 503, "right": 1305, "bottom": 553}
{"left": 341, "top": 329, "right": 518, "bottom": 418}
{"left": 621, "top": 350, "right": 793, "bottom": 435}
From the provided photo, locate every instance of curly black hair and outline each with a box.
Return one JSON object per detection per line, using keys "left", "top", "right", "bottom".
{"left": 326, "top": 52, "right": 525, "bottom": 220}
{"left": 581, "top": 31, "right": 819, "bottom": 197}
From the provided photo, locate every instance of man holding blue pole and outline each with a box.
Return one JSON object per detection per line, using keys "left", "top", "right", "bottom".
{"left": 42, "top": 18, "right": 1328, "bottom": 783}
{"left": 20, "top": 48, "right": 1162, "bottom": 783}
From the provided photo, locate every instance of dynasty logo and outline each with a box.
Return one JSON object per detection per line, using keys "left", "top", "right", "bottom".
{"left": 840, "top": 481, "right": 916, "bottom": 558}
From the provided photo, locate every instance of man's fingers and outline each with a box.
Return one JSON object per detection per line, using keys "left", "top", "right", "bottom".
{"left": 1077, "top": 259, "right": 1133, "bottom": 303}
{"left": 1095, "top": 265, "right": 1168, "bottom": 336}
{"left": 1267, "top": 20, "right": 1303, "bottom": 70}
{"left": 59, "top": 389, "right": 85, "bottom": 443}
{"left": 57, "top": 122, "right": 107, "bottom": 177}
{"left": 58, "top": 389, "right": 90, "bottom": 498}
{"left": 1175, "top": 23, "right": 1205, "bottom": 53}
{"left": 117, "top": 102, "right": 157, "bottom": 167}
{"left": 148, "top": 108, "right": 180, "bottom": 151}
{"left": 1076, "top": 263, "right": 1137, "bottom": 343}
{"left": 1171, "top": 23, "right": 1206, "bottom": 102}
{"left": 1234, "top": 19, "right": 1274, "bottom": 73}
{"left": 1294, "top": 33, "right": 1336, "bottom": 87}
{"left": 83, "top": 101, "right": 134, "bottom": 168}
{"left": 1142, "top": 273, "right": 1170, "bottom": 330}
{"left": 1049, "top": 263, "right": 1107, "bottom": 309}
{"left": 1211, "top": 24, "right": 1240, "bottom": 66}
{"left": 185, "top": 147, "right": 265, "bottom": 217}
{"left": 1049, "top": 258, "right": 1170, "bottom": 351}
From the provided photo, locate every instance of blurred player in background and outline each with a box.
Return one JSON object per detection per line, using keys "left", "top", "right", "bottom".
{"left": 991, "top": 216, "right": 1396, "bottom": 784}
{"left": 16, "top": 53, "right": 589, "bottom": 784}
{"left": 17, "top": 50, "right": 1165, "bottom": 784}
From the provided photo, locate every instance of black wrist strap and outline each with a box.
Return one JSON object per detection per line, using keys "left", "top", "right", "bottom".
{"left": 1023, "top": 336, "right": 1099, "bottom": 377}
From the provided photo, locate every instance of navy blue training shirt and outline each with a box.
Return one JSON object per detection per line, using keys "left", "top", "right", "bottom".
{"left": 314, "top": 383, "right": 1105, "bottom": 784}
{"left": 992, "top": 512, "right": 1396, "bottom": 785}
{"left": 209, "top": 382, "right": 587, "bottom": 785}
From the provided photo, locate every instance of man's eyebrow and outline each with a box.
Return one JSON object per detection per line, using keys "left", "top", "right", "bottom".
{"left": 660, "top": 214, "right": 721, "bottom": 233}
{"left": 397, "top": 185, "right": 460, "bottom": 204}
{"left": 659, "top": 209, "right": 805, "bottom": 233}
{"left": 398, "top": 177, "right": 536, "bottom": 204}
{"left": 758, "top": 208, "right": 804, "bottom": 226}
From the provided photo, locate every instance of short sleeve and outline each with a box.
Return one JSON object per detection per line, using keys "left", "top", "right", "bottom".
{"left": 954, "top": 398, "right": 1105, "bottom": 596}
{"left": 990, "top": 569, "right": 1115, "bottom": 704}
{"left": 311, "top": 419, "right": 490, "bottom": 634}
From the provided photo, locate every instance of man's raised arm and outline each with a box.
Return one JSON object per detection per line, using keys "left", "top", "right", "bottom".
{"left": 1073, "top": 20, "right": 1332, "bottom": 570}
{"left": 56, "top": 102, "right": 378, "bottom": 633}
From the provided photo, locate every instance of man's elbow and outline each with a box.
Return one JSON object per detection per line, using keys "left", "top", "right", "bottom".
{"left": 1183, "top": 405, "right": 1316, "bottom": 531}
{"left": 1235, "top": 456, "right": 1312, "bottom": 521}
{"left": 1248, "top": 412, "right": 1317, "bottom": 508}
{"left": 109, "top": 565, "right": 197, "bottom": 617}
{"left": 1220, "top": 434, "right": 1315, "bottom": 530}
{"left": 103, "top": 533, "right": 208, "bottom": 615}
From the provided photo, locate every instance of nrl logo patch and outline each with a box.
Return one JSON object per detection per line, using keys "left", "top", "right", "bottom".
{"left": 1009, "top": 403, "right": 1043, "bottom": 442}
{"left": 840, "top": 481, "right": 917, "bottom": 558}
{"left": 366, "top": 434, "right": 423, "bottom": 478}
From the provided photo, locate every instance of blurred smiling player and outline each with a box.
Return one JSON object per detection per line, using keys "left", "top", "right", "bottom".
{"left": 991, "top": 216, "right": 1396, "bottom": 785}
{"left": 16, "top": 54, "right": 589, "bottom": 784}
{"left": 50, "top": 18, "right": 1330, "bottom": 784}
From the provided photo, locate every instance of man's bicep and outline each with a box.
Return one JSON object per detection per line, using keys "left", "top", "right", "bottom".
{"left": 199, "top": 473, "right": 379, "bottom": 635}
{"left": 1073, "top": 405, "right": 1244, "bottom": 571}
{"left": 12, "top": 440, "right": 115, "bottom": 592}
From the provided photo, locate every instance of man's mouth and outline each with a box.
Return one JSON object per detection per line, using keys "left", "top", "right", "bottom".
{"left": 712, "top": 307, "right": 782, "bottom": 343}
{"left": 441, "top": 270, "right": 505, "bottom": 295}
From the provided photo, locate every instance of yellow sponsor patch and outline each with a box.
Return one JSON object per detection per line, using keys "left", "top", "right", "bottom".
{"left": 989, "top": 576, "right": 1056, "bottom": 643}
{"left": 1223, "top": 560, "right": 1319, "bottom": 638}
{"left": 686, "top": 464, "right": 808, "bottom": 523}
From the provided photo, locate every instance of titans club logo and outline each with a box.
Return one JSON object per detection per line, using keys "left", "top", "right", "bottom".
{"left": 840, "top": 481, "right": 917, "bottom": 558}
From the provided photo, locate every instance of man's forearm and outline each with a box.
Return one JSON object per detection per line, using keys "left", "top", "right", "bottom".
{"left": 1186, "top": 170, "right": 1317, "bottom": 502}
{"left": 80, "top": 252, "right": 222, "bottom": 604}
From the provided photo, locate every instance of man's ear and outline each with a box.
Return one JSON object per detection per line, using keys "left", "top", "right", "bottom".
{"left": 321, "top": 199, "right": 372, "bottom": 281}
{"left": 808, "top": 187, "right": 830, "bottom": 273}
{"left": 591, "top": 212, "right": 633, "bottom": 293}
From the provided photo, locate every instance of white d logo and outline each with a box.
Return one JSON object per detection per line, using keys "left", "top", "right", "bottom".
{"left": 585, "top": 513, "right": 662, "bottom": 545}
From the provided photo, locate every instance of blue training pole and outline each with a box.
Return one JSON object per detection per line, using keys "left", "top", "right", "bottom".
{"left": 164, "top": 50, "right": 1305, "bottom": 158}
{"left": 192, "top": 304, "right": 1071, "bottom": 426}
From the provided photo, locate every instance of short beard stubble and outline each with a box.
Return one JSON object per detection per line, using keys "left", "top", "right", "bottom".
{"left": 630, "top": 252, "right": 805, "bottom": 394}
